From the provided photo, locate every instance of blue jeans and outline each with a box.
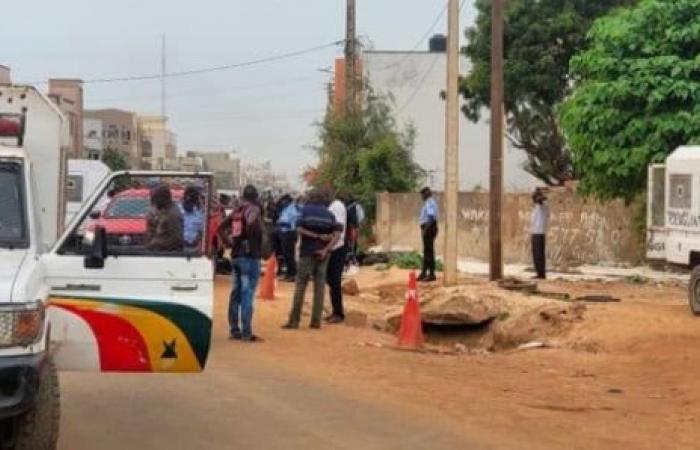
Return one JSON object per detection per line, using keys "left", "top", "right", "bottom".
{"left": 229, "top": 257, "right": 261, "bottom": 338}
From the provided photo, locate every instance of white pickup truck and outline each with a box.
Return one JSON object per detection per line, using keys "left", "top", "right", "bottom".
{"left": 646, "top": 146, "right": 700, "bottom": 315}
{"left": 0, "top": 85, "right": 214, "bottom": 449}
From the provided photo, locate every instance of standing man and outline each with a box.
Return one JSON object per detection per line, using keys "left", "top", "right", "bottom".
{"left": 275, "top": 194, "right": 300, "bottom": 282}
{"left": 282, "top": 189, "right": 341, "bottom": 330}
{"left": 530, "top": 188, "right": 550, "bottom": 280}
{"left": 219, "top": 185, "right": 264, "bottom": 343}
{"left": 326, "top": 192, "right": 347, "bottom": 324}
{"left": 418, "top": 187, "right": 439, "bottom": 282}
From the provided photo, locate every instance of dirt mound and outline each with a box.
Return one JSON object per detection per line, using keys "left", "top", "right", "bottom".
{"left": 488, "top": 303, "right": 586, "bottom": 350}
{"left": 352, "top": 281, "right": 587, "bottom": 352}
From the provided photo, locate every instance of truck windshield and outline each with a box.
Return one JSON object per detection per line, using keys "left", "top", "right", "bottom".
{"left": 0, "top": 161, "right": 28, "bottom": 249}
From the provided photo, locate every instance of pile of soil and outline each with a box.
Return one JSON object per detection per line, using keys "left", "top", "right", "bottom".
{"left": 344, "top": 279, "right": 586, "bottom": 352}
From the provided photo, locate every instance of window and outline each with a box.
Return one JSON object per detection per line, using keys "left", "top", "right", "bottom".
{"left": 650, "top": 166, "right": 666, "bottom": 227}
{"left": 59, "top": 173, "right": 212, "bottom": 257}
{"left": 0, "top": 161, "right": 28, "bottom": 248}
{"left": 669, "top": 174, "right": 692, "bottom": 210}
{"left": 66, "top": 175, "right": 84, "bottom": 202}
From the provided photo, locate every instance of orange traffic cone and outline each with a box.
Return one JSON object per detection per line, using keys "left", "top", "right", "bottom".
{"left": 259, "top": 256, "right": 277, "bottom": 300}
{"left": 397, "top": 271, "right": 425, "bottom": 349}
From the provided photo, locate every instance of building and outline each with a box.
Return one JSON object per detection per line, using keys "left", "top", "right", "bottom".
{"left": 346, "top": 36, "right": 539, "bottom": 192}
{"left": 82, "top": 117, "right": 103, "bottom": 160}
{"left": 186, "top": 151, "right": 241, "bottom": 190}
{"left": 240, "top": 161, "right": 291, "bottom": 194}
{"left": 48, "top": 79, "right": 84, "bottom": 158}
{"left": 0, "top": 65, "right": 11, "bottom": 85}
{"left": 84, "top": 109, "right": 140, "bottom": 167}
{"left": 139, "top": 115, "right": 176, "bottom": 169}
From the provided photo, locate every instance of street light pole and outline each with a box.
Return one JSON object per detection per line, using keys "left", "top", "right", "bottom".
{"left": 489, "top": 0, "right": 505, "bottom": 280}
{"left": 444, "top": 0, "right": 460, "bottom": 286}
{"left": 345, "top": 0, "right": 357, "bottom": 113}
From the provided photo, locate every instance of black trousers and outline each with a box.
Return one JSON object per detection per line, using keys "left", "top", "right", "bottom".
{"left": 532, "top": 234, "right": 546, "bottom": 279}
{"left": 326, "top": 246, "right": 347, "bottom": 317}
{"left": 421, "top": 224, "right": 438, "bottom": 276}
{"left": 280, "top": 231, "right": 298, "bottom": 277}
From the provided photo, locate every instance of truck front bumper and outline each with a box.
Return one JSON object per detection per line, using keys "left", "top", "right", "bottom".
{"left": 0, "top": 353, "right": 46, "bottom": 420}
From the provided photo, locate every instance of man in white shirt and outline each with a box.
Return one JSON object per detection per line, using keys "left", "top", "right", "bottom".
{"left": 326, "top": 192, "right": 348, "bottom": 324}
{"left": 530, "top": 188, "right": 550, "bottom": 279}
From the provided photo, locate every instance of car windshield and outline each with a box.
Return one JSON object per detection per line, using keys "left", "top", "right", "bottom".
{"left": 105, "top": 197, "right": 150, "bottom": 218}
{"left": 0, "top": 161, "right": 28, "bottom": 248}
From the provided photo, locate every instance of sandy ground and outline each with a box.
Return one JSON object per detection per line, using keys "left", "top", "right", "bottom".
{"left": 59, "top": 268, "right": 700, "bottom": 449}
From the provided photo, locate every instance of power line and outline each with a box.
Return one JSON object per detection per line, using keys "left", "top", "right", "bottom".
{"left": 25, "top": 40, "right": 344, "bottom": 85}
{"left": 376, "top": 0, "right": 468, "bottom": 72}
{"left": 392, "top": 0, "right": 469, "bottom": 113}
{"left": 86, "top": 75, "right": 323, "bottom": 104}
{"left": 396, "top": 53, "right": 441, "bottom": 113}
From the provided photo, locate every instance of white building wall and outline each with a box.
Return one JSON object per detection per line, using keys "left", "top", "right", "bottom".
{"left": 363, "top": 51, "right": 539, "bottom": 192}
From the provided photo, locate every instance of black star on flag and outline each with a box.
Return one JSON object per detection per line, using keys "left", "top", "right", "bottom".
{"left": 161, "top": 339, "right": 178, "bottom": 359}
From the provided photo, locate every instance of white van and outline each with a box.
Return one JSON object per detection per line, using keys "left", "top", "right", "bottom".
{"left": 647, "top": 146, "right": 700, "bottom": 314}
{"left": 0, "top": 85, "right": 214, "bottom": 449}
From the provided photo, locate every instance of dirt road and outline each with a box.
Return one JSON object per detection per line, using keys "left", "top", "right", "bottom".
{"left": 58, "top": 270, "right": 700, "bottom": 449}
{"left": 57, "top": 274, "right": 475, "bottom": 450}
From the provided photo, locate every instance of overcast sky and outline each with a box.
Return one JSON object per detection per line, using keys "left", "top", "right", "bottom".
{"left": 1, "top": 0, "right": 476, "bottom": 185}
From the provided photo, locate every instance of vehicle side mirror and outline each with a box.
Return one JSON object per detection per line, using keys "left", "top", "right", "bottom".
{"left": 89, "top": 210, "right": 101, "bottom": 220}
{"left": 84, "top": 226, "right": 108, "bottom": 269}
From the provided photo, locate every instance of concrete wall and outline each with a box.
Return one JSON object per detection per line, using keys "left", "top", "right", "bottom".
{"left": 377, "top": 189, "right": 644, "bottom": 268}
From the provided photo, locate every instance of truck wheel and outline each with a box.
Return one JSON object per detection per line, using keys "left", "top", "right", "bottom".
{"left": 689, "top": 266, "right": 700, "bottom": 316}
{"left": 14, "top": 358, "right": 60, "bottom": 450}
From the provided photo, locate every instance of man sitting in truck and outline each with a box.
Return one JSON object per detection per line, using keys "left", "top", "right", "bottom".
{"left": 146, "top": 184, "right": 184, "bottom": 252}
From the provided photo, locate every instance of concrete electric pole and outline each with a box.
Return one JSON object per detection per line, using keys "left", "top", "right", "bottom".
{"left": 489, "top": 0, "right": 505, "bottom": 281}
{"left": 444, "top": 0, "right": 460, "bottom": 286}
{"left": 345, "top": 0, "right": 358, "bottom": 113}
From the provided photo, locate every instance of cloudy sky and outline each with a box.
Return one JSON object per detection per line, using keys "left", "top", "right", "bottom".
{"left": 2, "top": 0, "right": 476, "bottom": 185}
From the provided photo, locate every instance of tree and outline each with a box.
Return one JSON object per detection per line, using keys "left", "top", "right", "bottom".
{"left": 313, "top": 89, "right": 424, "bottom": 221}
{"left": 101, "top": 147, "right": 129, "bottom": 171}
{"left": 559, "top": 0, "right": 700, "bottom": 201}
{"left": 460, "top": 0, "right": 635, "bottom": 185}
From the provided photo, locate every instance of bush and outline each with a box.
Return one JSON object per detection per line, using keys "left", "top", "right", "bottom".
{"left": 388, "top": 251, "right": 444, "bottom": 272}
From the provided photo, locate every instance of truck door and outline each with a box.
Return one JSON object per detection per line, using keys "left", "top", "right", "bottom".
{"left": 647, "top": 164, "right": 667, "bottom": 261}
{"left": 44, "top": 172, "right": 214, "bottom": 373}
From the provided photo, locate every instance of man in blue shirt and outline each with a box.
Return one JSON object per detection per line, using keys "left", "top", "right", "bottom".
{"left": 282, "top": 189, "right": 341, "bottom": 330}
{"left": 182, "top": 185, "right": 205, "bottom": 249}
{"left": 418, "top": 187, "right": 439, "bottom": 282}
{"left": 275, "top": 194, "right": 300, "bottom": 281}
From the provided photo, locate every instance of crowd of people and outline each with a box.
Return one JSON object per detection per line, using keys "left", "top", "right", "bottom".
{"left": 218, "top": 185, "right": 364, "bottom": 342}
{"left": 207, "top": 182, "right": 548, "bottom": 344}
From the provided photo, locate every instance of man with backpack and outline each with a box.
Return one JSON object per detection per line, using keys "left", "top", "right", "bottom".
{"left": 219, "top": 185, "right": 264, "bottom": 342}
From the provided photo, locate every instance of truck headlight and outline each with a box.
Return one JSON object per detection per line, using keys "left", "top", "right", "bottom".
{"left": 0, "top": 303, "right": 45, "bottom": 348}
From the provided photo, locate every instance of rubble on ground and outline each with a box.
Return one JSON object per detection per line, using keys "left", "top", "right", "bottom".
{"left": 343, "top": 279, "right": 588, "bottom": 352}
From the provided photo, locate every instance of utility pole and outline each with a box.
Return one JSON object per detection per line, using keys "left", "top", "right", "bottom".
{"left": 489, "top": 0, "right": 505, "bottom": 280}
{"left": 444, "top": 0, "right": 460, "bottom": 286}
{"left": 345, "top": 0, "right": 357, "bottom": 113}
{"left": 161, "top": 33, "right": 167, "bottom": 119}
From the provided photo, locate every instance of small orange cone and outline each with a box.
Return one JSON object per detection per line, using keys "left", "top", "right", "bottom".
{"left": 259, "top": 256, "right": 277, "bottom": 300}
{"left": 397, "top": 271, "right": 425, "bottom": 349}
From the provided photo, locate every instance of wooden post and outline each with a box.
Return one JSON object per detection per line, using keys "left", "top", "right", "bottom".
{"left": 345, "top": 0, "right": 357, "bottom": 113}
{"left": 489, "top": 0, "right": 505, "bottom": 281}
